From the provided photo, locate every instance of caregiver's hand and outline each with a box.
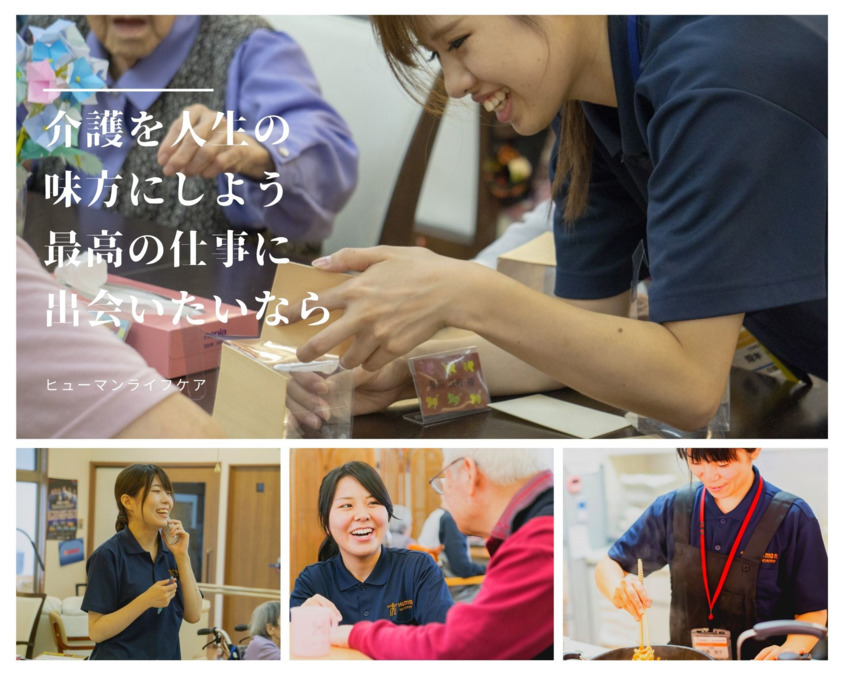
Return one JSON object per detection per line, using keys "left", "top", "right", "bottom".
{"left": 302, "top": 594, "right": 343, "bottom": 624}
{"left": 289, "top": 247, "right": 476, "bottom": 371}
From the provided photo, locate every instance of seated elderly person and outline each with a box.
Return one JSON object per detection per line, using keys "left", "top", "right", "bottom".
{"left": 330, "top": 448, "right": 554, "bottom": 660}
{"left": 244, "top": 601, "right": 280, "bottom": 660}
{"left": 387, "top": 504, "right": 415, "bottom": 548}
{"left": 25, "top": 15, "right": 358, "bottom": 261}
{"left": 418, "top": 505, "right": 486, "bottom": 602}
{"left": 16, "top": 237, "right": 226, "bottom": 439}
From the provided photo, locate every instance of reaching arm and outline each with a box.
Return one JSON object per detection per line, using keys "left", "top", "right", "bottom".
{"left": 461, "top": 265, "right": 741, "bottom": 430}
{"left": 114, "top": 392, "right": 226, "bottom": 439}
{"left": 754, "top": 610, "right": 827, "bottom": 660}
{"left": 293, "top": 247, "right": 740, "bottom": 430}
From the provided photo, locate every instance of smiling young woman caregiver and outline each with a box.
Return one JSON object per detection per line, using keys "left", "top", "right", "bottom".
{"left": 82, "top": 464, "right": 202, "bottom": 659}
{"left": 289, "top": 461, "right": 452, "bottom": 625}
{"left": 595, "top": 448, "right": 827, "bottom": 660}
{"left": 289, "top": 16, "right": 827, "bottom": 432}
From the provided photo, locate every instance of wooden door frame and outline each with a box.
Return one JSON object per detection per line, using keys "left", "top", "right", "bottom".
{"left": 222, "top": 464, "right": 281, "bottom": 635}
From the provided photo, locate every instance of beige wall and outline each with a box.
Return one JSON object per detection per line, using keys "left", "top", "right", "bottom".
{"left": 44, "top": 447, "right": 280, "bottom": 629}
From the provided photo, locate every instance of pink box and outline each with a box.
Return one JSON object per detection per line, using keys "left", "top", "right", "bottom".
{"left": 91, "top": 274, "right": 259, "bottom": 379}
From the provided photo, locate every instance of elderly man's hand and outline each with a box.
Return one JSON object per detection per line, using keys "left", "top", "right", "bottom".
{"left": 330, "top": 624, "right": 353, "bottom": 649}
{"left": 157, "top": 103, "right": 274, "bottom": 180}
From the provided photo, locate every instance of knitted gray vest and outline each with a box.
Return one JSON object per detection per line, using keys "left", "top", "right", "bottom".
{"left": 34, "top": 16, "right": 271, "bottom": 236}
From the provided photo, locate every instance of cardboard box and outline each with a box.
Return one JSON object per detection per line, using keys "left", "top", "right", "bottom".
{"left": 90, "top": 274, "right": 259, "bottom": 378}
{"left": 495, "top": 231, "right": 556, "bottom": 295}
{"left": 212, "top": 263, "right": 351, "bottom": 439}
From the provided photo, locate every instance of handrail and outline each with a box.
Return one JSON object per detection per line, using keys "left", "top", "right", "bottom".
{"left": 196, "top": 583, "right": 280, "bottom": 600}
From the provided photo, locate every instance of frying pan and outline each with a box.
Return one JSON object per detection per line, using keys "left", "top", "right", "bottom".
{"left": 564, "top": 645, "right": 713, "bottom": 660}
{"left": 564, "top": 620, "right": 828, "bottom": 661}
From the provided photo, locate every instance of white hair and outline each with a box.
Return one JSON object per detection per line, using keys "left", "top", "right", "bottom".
{"left": 441, "top": 448, "right": 553, "bottom": 485}
{"left": 248, "top": 601, "right": 280, "bottom": 638}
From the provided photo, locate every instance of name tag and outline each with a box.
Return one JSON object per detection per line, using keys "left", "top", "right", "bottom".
{"left": 691, "top": 628, "right": 732, "bottom": 660}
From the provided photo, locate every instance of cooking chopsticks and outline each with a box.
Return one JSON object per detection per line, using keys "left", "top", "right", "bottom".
{"left": 637, "top": 558, "right": 651, "bottom": 649}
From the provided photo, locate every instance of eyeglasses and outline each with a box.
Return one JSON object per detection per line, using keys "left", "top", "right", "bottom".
{"left": 428, "top": 457, "right": 464, "bottom": 495}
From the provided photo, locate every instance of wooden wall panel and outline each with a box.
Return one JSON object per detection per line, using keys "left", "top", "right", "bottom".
{"left": 289, "top": 448, "right": 375, "bottom": 589}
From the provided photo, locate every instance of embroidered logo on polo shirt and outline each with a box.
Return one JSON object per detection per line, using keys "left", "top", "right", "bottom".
{"left": 387, "top": 599, "right": 413, "bottom": 616}
{"left": 761, "top": 552, "right": 778, "bottom": 564}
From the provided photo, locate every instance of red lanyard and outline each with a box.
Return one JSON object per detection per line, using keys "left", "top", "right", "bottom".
{"left": 699, "top": 476, "right": 764, "bottom": 621}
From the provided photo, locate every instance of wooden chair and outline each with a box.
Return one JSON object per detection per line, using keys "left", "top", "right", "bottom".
{"left": 378, "top": 76, "right": 500, "bottom": 259}
{"left": 48, "top": 609, "right": 95, "bottom": 655}
{"left": 444, "top": 574, "right": 486, "bottom": 587}
{"left": 16, "top": 592, "right": 46, "bottom": 659}
{"left": 408, "top": 543, "right": 445, "bottom": 562}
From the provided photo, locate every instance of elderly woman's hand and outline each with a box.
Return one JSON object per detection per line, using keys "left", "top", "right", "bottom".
{"left": 157, "top": 103, "right": 273, "bottom": 180}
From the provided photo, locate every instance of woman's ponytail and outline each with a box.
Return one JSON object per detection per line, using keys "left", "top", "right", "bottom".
{"left": 317, "top": 535, "right": 339, "bottom": 562}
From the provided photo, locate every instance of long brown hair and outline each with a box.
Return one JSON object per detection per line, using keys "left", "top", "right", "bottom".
{"left": 113, "top": 464, "right": 173, "bottom": 532}
{"left": 370, "top": 15, "right": 594, "bottom": 223}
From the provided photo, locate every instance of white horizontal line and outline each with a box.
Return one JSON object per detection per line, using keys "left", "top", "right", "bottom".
{"left": 44, "top": 88, "right": 214, "bottom": 93}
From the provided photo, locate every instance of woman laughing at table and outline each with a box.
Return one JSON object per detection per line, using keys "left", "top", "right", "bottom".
{"left": 290, "top": 461, "right": 452, "bottom": 625}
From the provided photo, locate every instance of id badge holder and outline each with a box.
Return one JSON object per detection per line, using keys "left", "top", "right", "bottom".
{"left": 691, "top": 628, "right": 732, "bottom": 660}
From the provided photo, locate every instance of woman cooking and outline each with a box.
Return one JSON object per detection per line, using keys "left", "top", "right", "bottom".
{"left": 595, "top": 448, "right": 827, "bottom": 660}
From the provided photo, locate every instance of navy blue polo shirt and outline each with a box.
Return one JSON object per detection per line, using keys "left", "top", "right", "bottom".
{"left": 82, "top": 528, "right": 184, "bottom": 660}
{"left": 552, "top": 16, "right": 827, "bottom": 379}
{"left": 609, "top": 467, "right": 827, "bottom": 620}
{"left": 290, "top": 546, "right": 452, "bottom": 625}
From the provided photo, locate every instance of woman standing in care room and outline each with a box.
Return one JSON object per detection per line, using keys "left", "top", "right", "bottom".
{"left": 595, "top": 448, "right": 827, "bottom": 660}
{"left": 290, "top": 461, "right": 453, "bottom": 625}
{"left": 82, "top": 464, "right": 202, "bottom": 659}
{"left": 286, "top": 16, "right": 826, "bottom": 434}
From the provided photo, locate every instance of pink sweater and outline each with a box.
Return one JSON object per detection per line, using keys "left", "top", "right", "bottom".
{"left": 349, "top": 475, "right": 554, "bottom": 660}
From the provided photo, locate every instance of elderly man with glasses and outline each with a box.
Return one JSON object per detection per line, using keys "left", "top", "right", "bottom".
{"left": 330, "top": 448, "right": 554, "bottom": 660}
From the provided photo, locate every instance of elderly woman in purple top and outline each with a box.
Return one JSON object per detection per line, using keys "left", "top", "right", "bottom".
{"left": 27, "top": 15, "right": 358, "bottom": 255}
{"left": 243, "top": 601, "right": 280, "bottom": 660}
